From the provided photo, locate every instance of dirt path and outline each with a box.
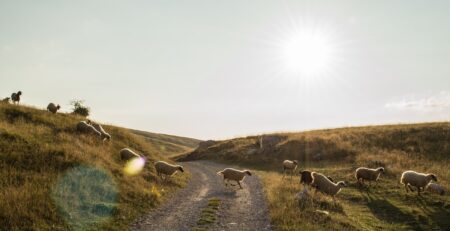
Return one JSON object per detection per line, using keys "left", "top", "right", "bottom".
{"left": 130, "top": 161, "right": 273, "bottom": 231}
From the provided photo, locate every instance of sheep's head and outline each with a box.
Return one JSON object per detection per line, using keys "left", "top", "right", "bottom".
{"left": 244, "top": 170, "right": 252, "bottom": 176}
{"left": 17, "top": 91, "right": 22, "bottom": 96}
{"left": 377, "top": 167, "right": 385, "bottom": 173}
{"left": 56, "top": 105, "right": 61, "bottom": 110}
{"left": 337, "top": 181, "right": 347, "bottom": 187}
{"left": 178, "top": 166, "right": 184, "bottom": 172}
{"left": 102, "top": 133, "right": 111, "bottom": 141}
{"left": 429, "top": 174, "right": 438, "bottom": 182}
{"left": 293, "top": 160, "right": 299, "bottom": 165}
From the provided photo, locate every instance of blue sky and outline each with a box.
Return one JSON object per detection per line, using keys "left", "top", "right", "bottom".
{"left": 1, "top": 0, "right": 449, "bottom": 139}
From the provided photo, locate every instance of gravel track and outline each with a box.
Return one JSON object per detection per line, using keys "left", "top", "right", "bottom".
{"left": 130, "top": 161, "right": 273, "bottom": 231}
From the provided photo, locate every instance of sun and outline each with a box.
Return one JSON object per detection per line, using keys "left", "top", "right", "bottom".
{"left": 281, "top": 29, "right": 334, "bottom": 77}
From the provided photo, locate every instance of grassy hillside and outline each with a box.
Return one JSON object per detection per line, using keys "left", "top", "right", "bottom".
{"left": 180, "top": 123, "right": 450, "bottom": 230}
{"left": 0, "top": 103, "right": 190, "bottom": 231}
{"left": 130, "top": 129, "right": 201, "bottom": 158}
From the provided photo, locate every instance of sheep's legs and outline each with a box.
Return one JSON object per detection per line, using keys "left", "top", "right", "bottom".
{"left": 417, "top": 186, "right": 421, "bottom": 196}
{"left": 237, "top": 181, "right": 243, "bottom": 189}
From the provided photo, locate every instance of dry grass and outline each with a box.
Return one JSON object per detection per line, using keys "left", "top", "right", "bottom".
{"left": 0, "top": 103, "right": 191, "bottom": 231}
{"left": 182, "top": 122, "right": 450, "bottom": 230}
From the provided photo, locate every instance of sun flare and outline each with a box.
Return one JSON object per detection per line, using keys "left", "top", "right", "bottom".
{"left": 282, "top": 30, "right": 333, "bottom": 76}
{"left": 270, "top": 20, "right": 342, "bottom": 81}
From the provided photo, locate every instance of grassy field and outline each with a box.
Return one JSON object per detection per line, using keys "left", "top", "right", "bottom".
{"left": 180, "top": 123, "right": 450, "bottom": 230}
{"left": 131, "top": 129, "right": 201, "bottom": 158}
{"left": 0, "top": 103, "right": 193, "bottom": 231}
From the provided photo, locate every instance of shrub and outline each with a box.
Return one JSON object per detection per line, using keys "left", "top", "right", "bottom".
{"left": 71, "top": 100, "right": 90, "bottom": 117}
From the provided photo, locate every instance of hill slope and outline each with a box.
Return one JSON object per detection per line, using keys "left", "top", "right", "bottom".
{"left": 130, "top": 129, "right": 201, "bottom": 158}
{"left": 180, "top": 123, "right": 450, "bottom": 230}
{"left": 0, "top": 103, "right": 190, "bottom": 231}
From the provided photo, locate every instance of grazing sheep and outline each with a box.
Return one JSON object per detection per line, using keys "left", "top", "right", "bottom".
{"left": 401, "top": 170, "right": 437, "bottom": 196}
{"left": 311, "top": 172, "right": 347, "bottom": 201}
{"left": 355, "top": 167, "right": 385, "bottom": 187}
{"left": 217, "top": 168, "right": 252, "bottom": 189}
{"left": 300, "top": 170, "right": 334, "bottom": 187}
{"left": 47, "top": 103, "right": 61, "bottom": 114}
{"left": 282, "top": 160, "right": 298, "bottom": 179}
{"left": 92, "top": 123, "right": 111, "bottom": 141}
{"left": 119, "top": 148, "right": 141, "bottom": 161}
{"left": 1, "top": 97, "right": 10, "bottom": 103}
{"left": 11, "top": 91, "right": 22, "bottom": 104}
{"left": 76, "top": 121, "right": 101, "bottom": 137}
{"left": 154, "top": 161, "right": 184, "bottom": 180}
{"left": 426, "top": 183, "right": 446, "bottom": 196}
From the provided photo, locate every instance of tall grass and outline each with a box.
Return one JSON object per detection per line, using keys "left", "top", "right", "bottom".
{"left": 0, "top": 103, "right": 190, "bottom": 231}
{"left": 182, "top": 122, "right": 450, "bottom": 230}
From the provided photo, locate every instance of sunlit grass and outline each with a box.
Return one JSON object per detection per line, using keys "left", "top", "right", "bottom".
{"left": 0, "top": 103, "right": 190, "bottom": 230}
{"left": 183, "top": 122, "right": 450, "bottom": 230}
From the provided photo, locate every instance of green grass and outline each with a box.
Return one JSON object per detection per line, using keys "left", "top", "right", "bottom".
{"left": 0, "top": 103, "right": 191, "bottom": 231}
{"left": 192, "top": 198, "right": 221, "bottom": 230}
{"left": 181, "top": 122, "right": 450, "bottom": 230}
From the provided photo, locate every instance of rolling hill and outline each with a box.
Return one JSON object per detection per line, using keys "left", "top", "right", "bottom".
{"left": 0, "top": 103, "right": 195, "bottom": 231}
{"left": 180, "top": 123, "right": 450, "bottom": 230}
{"left": 130, "top": 129, "right": 201, "bottom": 158}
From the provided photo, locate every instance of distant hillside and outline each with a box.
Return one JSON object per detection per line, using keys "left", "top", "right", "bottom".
{"left": 180, "top": 123, "right": 450, "bottom": 230}
{"left": 180, "top": 122, "right": 450, "bottom": 167}
{"left": 0, "top": 103, "right": 189, "bottom": 231}
{"left": 130, "top": 129, "right": 201, "bottom": 157}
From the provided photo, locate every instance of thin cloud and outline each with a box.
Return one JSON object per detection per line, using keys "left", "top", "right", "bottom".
{"left": 385, "top": 91, "right": 450, "bottom": 112}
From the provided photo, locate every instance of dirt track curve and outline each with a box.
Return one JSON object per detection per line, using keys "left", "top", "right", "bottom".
{"left": 130, "top": 161, "right": 273, "bottom": 231}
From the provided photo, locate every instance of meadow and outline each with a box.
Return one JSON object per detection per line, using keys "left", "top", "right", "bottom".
{"left": 180, "top": 123, "right": 450, "bottom": 230}
{"left": 0, "top": 103, "right": 196, "bottom": 231}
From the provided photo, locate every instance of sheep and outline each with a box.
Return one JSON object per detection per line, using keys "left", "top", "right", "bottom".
{"left": 401, "top": 170, "right": 437, "bottom": 196}
{"left": 47, "top": 103, "right": 61, "bottom": 114}
{"left": 300, "top": 170, "right": 334, "bottom": 188}
{"left": 217, "top": 168, "right": 252, "bottom": 189}
{"left": 154, "top": 161, "right": 184, "bottom": 180}
{"left": 119, "top": 148, "right": 141, "bottom": 161}
{"left": 311, "top": 172, "right": 347, "bottom": 201}
{"left": 282, "top": 160, "right": 298, "bottom": 179}
{"left": 76, "top": 121, "right": 102, "bottom": 137}
{"left": 11, "top": 91, "right": 22, "bottom": 104}
{"left": 426, "top": 183, "right": 446, "bottom": 196}
{"left": 355, "top": 167, "right": 385, "bottom": 187}
{"left": 1, "top": 97, "right": 10, "bottom": 104}
{"left": 92, "top": 123, "right": 111, "bottom": 141}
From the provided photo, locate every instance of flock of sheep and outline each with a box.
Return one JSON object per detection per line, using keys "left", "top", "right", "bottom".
{"left": 2, "top": 91, "right": 186, "bottom": 181}
{"left": 3, "top": 91, "right": 446, "bottom": 201}
{"left": 281, "top": 159, "right": 446, "bottom": 202}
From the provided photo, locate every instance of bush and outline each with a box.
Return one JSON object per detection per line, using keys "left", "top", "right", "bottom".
{"left": 71, "top": 100, "right": 90, "bottom": 117}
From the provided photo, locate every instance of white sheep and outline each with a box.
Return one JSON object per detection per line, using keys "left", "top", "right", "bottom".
{"left": 400, "top": 170, "right": 438, "bottom": 196}
{"left": 154, "top": 161, "right": 184, "bottom": 180}
{"left": 11, "top": 91, "right": 22, "bottom": 104}
{"left": 311, "top": 172, "right": 347, "bottom": 201}
{"left": 282, "top": 160, "right": 298, "bottom": 179}
{"left": 426, "top": 183, "right": 446, "bottom": 196}
{"left": 217, "top": 168, "right": 252, "bottom": 189}
{"left": 47, "top": 103, "right": 61, "bottom": 114}
{"left": 92, "top": 123, "right": 111, "bottom": 141}
{"left": 355, "top": 167, "right": 385, "bottom": 187}
{"left": 76, "top": 121, "right": 101, "bottom": 137}
{"left": 119, "top": 148, "right": 141, "bottom": 161}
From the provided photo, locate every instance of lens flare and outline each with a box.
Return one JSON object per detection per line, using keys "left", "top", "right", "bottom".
{"left": 124, "top": 157, "right": 146, "bottom": 176}
{"left": 51, "top": 166, "right": 118, "bottom": 230}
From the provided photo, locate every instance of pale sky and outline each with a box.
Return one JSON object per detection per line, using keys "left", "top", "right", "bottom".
{"left": 1, "top": 0, "right": 449, "bottom": 140}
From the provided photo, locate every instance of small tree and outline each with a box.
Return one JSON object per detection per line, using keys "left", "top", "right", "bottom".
{"left": 71, "top": 100, "right": 90, "bottom": 117}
